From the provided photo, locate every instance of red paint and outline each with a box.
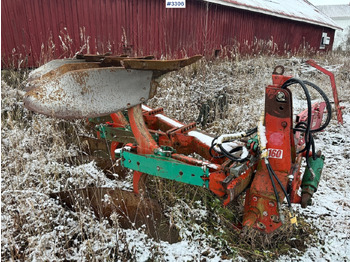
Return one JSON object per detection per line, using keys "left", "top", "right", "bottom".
{"left": 297, "top": 102, "right": 327, "bottom": 132}
{"left": 209, "top": 171, "right": 227, "bottom": 197}
{"left": 87, "top": 67, "right": 325, "bottom": 233}
{"left": 128, "top": 104, "right": 159, "bottom": 155}
{"left": 243, "top": 84, "right": 294, "bottom": 232}
{"left": 306, "top": 60, "right": 344, "bottom": 125}
{"left": 2, "top": 0, "right": 335, "bottom": 68}
{"left": 268, "top": 133, "right": 285, "bottom": 147}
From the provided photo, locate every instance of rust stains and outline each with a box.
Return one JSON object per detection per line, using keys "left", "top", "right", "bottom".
{"left": 50, "top": 187, "right": 180, "bottom": 243}
{"left": 71, "top": 69, "right": 90, "bottom": 88}
{"left": 23, "top": 55, "right": 202, "bottom": 119}
{"left": 40, "top": 62, "right": 100, "bottom": 81}
{"left": 123, "top": 55, "right": 202, "bottom": 72}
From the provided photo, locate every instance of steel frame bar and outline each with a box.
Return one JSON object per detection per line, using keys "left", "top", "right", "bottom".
{"left": 92, "top": 69, "right": 327, "bottom": 233}
{"left": 306, "top": 59, "right": 343, "bottom": 124}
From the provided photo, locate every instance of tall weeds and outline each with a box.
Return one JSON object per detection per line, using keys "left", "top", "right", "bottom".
{"left": 2, "top": 42, "right": 349, "bottom": 260}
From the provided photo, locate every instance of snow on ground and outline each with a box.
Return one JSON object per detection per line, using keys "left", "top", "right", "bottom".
{"left": 275, "top": 105, "right": 350, "bottom": 261}
{"left": 1, "top": 54, "right": 350, "bottom": 261}
{"left": 289, "top": 112, "right": 350, "bottom": 261}
{"left": 277, "top": 57, "right": 350, "bottom": 261}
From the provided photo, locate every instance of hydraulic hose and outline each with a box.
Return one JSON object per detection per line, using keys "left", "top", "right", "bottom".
{"left": 281, "top": 78, "right": 314, "bottom": 178}
{"left": 209, "top": 127, "right": 257, "bottom": 162}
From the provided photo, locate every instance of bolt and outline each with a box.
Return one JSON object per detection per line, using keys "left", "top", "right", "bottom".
{"left": 257, "top": 222, "right": 266, "bottom": 229}
{"left": 281, "top": 121, "right": 287, "bottom": 127}
{"left": 269, "top": 201, "right": 275, "bottom": 207}
{"left": 128, "top": 160, "right": 131, "bottom": 163}
{"left": 263, "top": 211, "right": 268, "bottom": 217}
{"left": 140, "top": 97, "right": 145, "bottom": 102}
{"left": 276, "top": 91, "right": 286, "bottom": 102}
{"left": 271, "top": 215, "right": 280, "bottom": 223}
{"left": 253, "top": 196, "right": 258, "bottom": 202}
{"left": 157, "top": 166, "right": 160, "bottom": 171}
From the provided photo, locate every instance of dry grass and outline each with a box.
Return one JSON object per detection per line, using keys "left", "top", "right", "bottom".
{"left": 2, "top": 51, "right": 349, "bottom": 261}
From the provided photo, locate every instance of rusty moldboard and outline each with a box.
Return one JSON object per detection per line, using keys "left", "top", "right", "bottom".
{"left": 27, "top": 59, "right": 84, "bottom": 83}
{"left": 24, "top": 56, "right": 202, "bottom": 119}
{"left": 50, "top": 187, "right": 180, "bottom": 243}
{"left": 26, "top": 62, "right": 102, "bottom": 91}
{"left": 24, "top": 67, "right": 153, "bottom": 119}
{"left": 78, "top": 136, "right": 128, "bottom": 177}
{"left": 100, "top": 55, "right": 155, "bottom": 67}
{"left": 123, "top": 55, "right": 202, "bottom": 72}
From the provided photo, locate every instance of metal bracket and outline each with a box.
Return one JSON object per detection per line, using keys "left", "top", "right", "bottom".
{"left": 121, "top": 151, "right": 209, "bottom": 188}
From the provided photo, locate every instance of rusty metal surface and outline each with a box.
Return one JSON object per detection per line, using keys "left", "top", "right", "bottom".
{"left": 265, "top": 88, "right": 292, "bottom": 118}
{"left": 26, "top": 62, "right": 101, "bottom": 91}
{"left": 24, "top": 67, "right": 153, "bottom": 119}
{"left": 58, "top": 154, "right": 126, "bottom": 178}
{"left": 101, "top": 55, "right": 154, "bottom": 67}
{"left": 27, "top": 59, "right": 84, "bottom": 83}
{"left": 50, "top": 187, "right": 179, "bottom": 243}
{"left": 84, "top": 54, "right": 109, "bottom": 62}
{"left": 123, "top": 55, "right": 202, "bottom": 72}
{"left": 100, "top": 127, "right": 136, "bottom": 144}
{"left": 23, "top": 57, "right": 202, "bottom": 119}
{"left": 78, "top": 136, "right": 128, "bottom": 177}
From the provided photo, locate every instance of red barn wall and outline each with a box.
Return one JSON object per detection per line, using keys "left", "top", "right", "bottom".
{"left": 1, "top": 0, "right": 335, "bottom": 68}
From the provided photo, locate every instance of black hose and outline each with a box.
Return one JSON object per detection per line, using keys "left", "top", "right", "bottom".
{"left": 281, "top": 78, "right": 331, "bottom": 196}
{"left": 209, "top": 137, "right": 246, "bottom": 160}
{"left": 303, "top": 81, "right": 332, "bottom": 132}
{"left": 209, "top": 136, "right": 225, "bottom": 159}
{"left": 282, "top": 78, "right": 314, "bottom": 173}
{"left": 219, "top": 144, "right": 248, "bottom": 163}
{"left": 209, "top": 127, "right": 257, "bottom": 162}
{"left": 246, "top": 127, "right": 258, "bottom": 136}
{"left": 265, "top": 160, "right": 281, "bottom": 207}
{"left": 281, "top": 78, "right": 312, "bottom": 136}
{"left": 266, "top": 161, "right": 292, "bottom": 208}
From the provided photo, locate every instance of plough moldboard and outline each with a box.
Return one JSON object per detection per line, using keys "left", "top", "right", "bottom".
{"left": 24, "top": 54, "right": 333, "bottom": 238}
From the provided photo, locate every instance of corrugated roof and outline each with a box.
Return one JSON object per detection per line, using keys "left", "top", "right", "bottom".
{"left": 317, "top": 5, "right": 350, "bottom": 19}
{"left": 204, "top": 0, "right": 342, "bottom": 30}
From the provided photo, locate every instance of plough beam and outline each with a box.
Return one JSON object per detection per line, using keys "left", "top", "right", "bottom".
{"left": 24, "top": 55, "right": 331, "bottom": 234}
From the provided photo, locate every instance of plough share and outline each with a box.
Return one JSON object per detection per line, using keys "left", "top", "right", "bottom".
{"left": 24, "top": 55, "right": 331, "bottom": 234}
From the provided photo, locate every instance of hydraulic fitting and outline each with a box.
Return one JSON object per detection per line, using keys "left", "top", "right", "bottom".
{"left": 301, "top": 154, "right": 325, "bottom": 208}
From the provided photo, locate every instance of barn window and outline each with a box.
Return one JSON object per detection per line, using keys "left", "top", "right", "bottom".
{"left": 320, "top": 32, "right": 331, "bottom": 49}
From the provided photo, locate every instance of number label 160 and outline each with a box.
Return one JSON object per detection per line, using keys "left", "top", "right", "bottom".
{"left": 268, "top": 148, "right": 283, "bottom": 159}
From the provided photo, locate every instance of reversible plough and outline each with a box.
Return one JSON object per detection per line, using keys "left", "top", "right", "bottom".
{"left": 24, "top": 54, "right": 332, "bottom": 235}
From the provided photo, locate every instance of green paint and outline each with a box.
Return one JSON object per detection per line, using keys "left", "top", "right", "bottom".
{"left": 97, "top": 124, "right": 159, "bottom": 144}
{"left": 121, "top": 151, "right": 209, "bottom": 188}
{"left": 301, "top": 155, "right": 325, "bottom": 195}
{"left": 154, "top": 146, "right": 176, "bottom": 157}
{"left": 97, "top": 124, "right": 136, "bottom": 144}
{"left": 121, "top": 110, "right": 129, "bottom": 122}
{"left": 247, "top": 135, "right": 259, "bottom": 152}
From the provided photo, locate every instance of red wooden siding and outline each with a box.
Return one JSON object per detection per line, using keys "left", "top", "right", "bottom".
{"left": 1, "top": 0, "right": 335, "bottom": 68}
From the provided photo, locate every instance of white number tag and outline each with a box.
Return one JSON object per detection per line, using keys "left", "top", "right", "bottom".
{"left": 268, "top": 148, "right": 283, "bottom": 159}
{"left": 166, "top": 0, "right": 186, "bottom": 8}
